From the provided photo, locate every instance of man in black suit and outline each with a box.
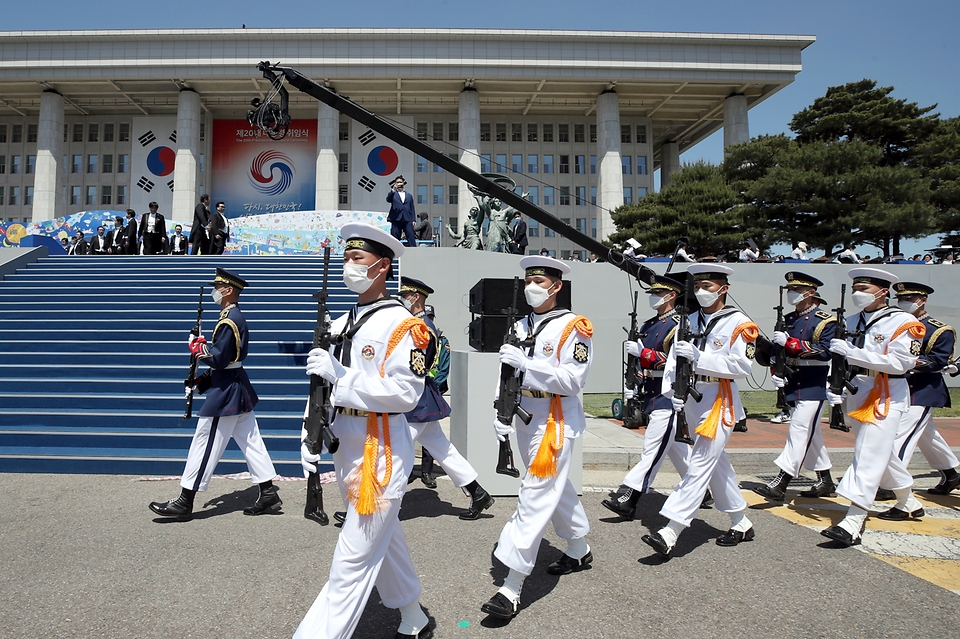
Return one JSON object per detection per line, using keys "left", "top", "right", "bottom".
{"left": 208, "top": 201, "right": 229, "bottom": 255}
{"left": 68, "top": 231, "right": 88, "bottom": 255}
{"left": 123, "top": 209, "right": 139, "bottom": 255}
{"left": 169, "top": 224, "right": 188, "bottom": 255}
{"left": 512, "top": 212, "right": 528, "bottom": 255}
{"left": 106, "top": 216, "right": 125, "bottom": 254}
{"left": 385, "top": 175, "right": 417, "bottom": 247}
{"left": 89, "top": 226, "right": 109, "bottom": 255}
{"left": 138, "top": 201, "right": 167, "bottom": 255}
{"left": 190, "top": 194, "right": 211, "bottom": 255}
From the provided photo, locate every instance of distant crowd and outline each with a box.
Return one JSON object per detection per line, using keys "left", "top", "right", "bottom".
{"left": 618, "top": 240, "right": 956, "bottom": 265}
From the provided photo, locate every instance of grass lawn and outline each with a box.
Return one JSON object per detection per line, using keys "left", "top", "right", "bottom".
{"left": 584, "top": 389, "right": 960, "bottom": 420}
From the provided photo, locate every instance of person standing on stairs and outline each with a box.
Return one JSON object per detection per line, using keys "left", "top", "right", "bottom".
{"left": 149, "top": 268, "right": 281, "bottom": 521}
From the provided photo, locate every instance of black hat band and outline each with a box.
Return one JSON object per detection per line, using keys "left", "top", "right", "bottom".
{"left": 525, "top": 266, "right": 563, "bottom": 278}
{"left": 345, "top": 238, "right": 394, "bottom": 259}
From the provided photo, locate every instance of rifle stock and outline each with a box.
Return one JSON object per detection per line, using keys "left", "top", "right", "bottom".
{"left": 673, "top": 273, "right": 702, "bottom": 444}
{"left": 183, "top": 286, "right": 204, "bottom": 420}
{"left": 828, "top": 284, "right": 858, "bottom": 432}
{"left": 494, "top": 277, "right": 532, "bottom": 477}
{"left": 622, "top": 291, "right": 647, "bottom": 428}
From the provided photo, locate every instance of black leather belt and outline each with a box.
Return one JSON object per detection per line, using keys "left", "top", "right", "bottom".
{"left": 521, "top": 390, "right": 567, "bottom": 399}
{"left": 851, "top": 367, "right": 905, "bottom": 379}
{"left": 335, "top": 407, "right": 398, "bottom": 417}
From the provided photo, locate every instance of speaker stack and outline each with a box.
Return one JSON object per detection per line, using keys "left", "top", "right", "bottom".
{"left": 467, "top": 278, "right": 573, "bottom": 352}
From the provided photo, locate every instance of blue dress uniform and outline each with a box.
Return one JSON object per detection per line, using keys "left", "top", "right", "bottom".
{"left": 602, "top": 274, "right": 695, "bottom": 519}
{"left": 756, "top": 272, "right": 837, "bottom": 501}
{"left": 884, "top": 282, "right": 960, "bottom": 495}
{"left": 149, "top": 269, "right": 278, "bottom": 522}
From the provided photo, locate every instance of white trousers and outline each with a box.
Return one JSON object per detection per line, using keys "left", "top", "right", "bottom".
{"left": 883, "top": 405, "right": 960, "bottom": 488}
{"left": 623, "top": 409, "right": 691, "bottom": 493}
{"left": 293, "top": 498, "right": 421, "bottom": 639}
{"left": 660, "top": 405, "right": 747, "bottom": 528}
{"left": 180, "top": 412, "right": 276, "bottom": 492}
{"left": 410, "top": 420, "right": 478, "bottom": 487}
{"left": 774, "top": 400, "right": 832, "bottom": 476}
{"left": 837, "top": 407, "right": 911, "bottom": 508}
{"left": 494, "top": 426, "right": 589, "bottom": 576}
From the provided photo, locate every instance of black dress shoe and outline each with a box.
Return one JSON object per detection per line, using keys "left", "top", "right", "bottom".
{"left": 481, "top": 592, "right": 519, "bottom": 619}
{"left": 149, "top": 496, "right": 193, "bottom": 521}
{"left": 753, "top": 484, "right": 787, "bottom": 502}
{"left": 459, "top": 488, "right": 494, "bottom": 520}
{"left": 875, "top": 488, "right": 897, "bottom": 501}
{"left": 640, "top": 532, "right": 672, "bottom": 557}
{"left": 820, "top": 525, "right": 862, "bottom": 547}
{"left": 799, "top": 481, "right": 836, "bottom": 498}
{"left": 395, "top": 626, "right": 433, "bottom": 639}
{"left": 420, "top": 472, "right": 437, "bottom": 489}
{"left": 601, "top": 498, "right": 636, "bottom": 520}
{"left": 243, "top": 486, "right": 282, "bottom": 515}
{"left": 877, "top": 506, "right": 924, "bottom": 521}
{"left": 700, "top": 489, "right": 714, "bottom": 509}
{"left": 928, "top": 473, "right": 960, "bottom": 495}
{"left": 547, "top": 550, "right": 593, "bottom": 575}
{"left": 333, "top": 511, "right": 346, "bottom": 524}
{"left": 716, "top": 527, "right": 755, "bottom": 546}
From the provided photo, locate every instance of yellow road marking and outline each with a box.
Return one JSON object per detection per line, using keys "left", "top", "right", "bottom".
{"left": 872, "top": 555, "right": 960, "bottom": 591}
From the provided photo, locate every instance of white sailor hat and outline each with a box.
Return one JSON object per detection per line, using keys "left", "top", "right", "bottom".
{"left": 686, "top": 263, "right": 734, "bottom": 282}
{"left": 340, "top": 222, "right": 405, "bottom": 259}
{"left": 848, "top": 267, "right": 898, "bottom": 288}
{"left": 519, "top": 255, "right": 571, "bottom": 278}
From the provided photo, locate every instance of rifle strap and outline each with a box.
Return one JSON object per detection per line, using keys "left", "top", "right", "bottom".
{"left": 334, "top": 298, "right": 404, "bottom": 366}
{"left": 522, "top": 309, "right": 571, "bottom": 356}
{"left": 694, "top": 306, "right": 739, "bottom": 350}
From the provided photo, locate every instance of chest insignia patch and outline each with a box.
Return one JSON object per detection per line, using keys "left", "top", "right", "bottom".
{"left": 361, "top": 345, "right": 376, "bottom": 360}
{"left": 573, "top": 342, "right": 589, "bottom": 363}
{"left": 745, "top": 343, "right": 756, "bottom": 360}
{"left": 410, "top": 349, "right": 428, "bottom": 377}
{"left": 873, "top": 334, "right": 886, "bottom": 344}
{"left": 712, "top": 338, "right": 724, "bottom": 349}
{"left": 542, "top": 342, "right": 555, "bottom": 356}
{"left": 910, "top": 340, "right": 921, "bottom": 356}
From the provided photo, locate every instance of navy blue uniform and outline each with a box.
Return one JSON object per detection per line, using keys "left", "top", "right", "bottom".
{"left": 908, "top": 314, "right": 955, "bottom": 408}
{"left": 773, "top": 307, "right": 835, "bottom": 402}
{"left": 405, "top": 312, "right": 451, "bottom": 423}
{"left": 196, "top": 303, "right": 259, "bottom": 417}
{"left": 636, "top": 311, "right": 679, "bottom": 413}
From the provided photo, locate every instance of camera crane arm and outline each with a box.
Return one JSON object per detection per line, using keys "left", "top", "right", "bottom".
{"left": 251, "top": 62, "right": 656, "bottom": 287}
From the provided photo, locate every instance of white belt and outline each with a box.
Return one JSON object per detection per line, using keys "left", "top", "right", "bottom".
{"left": 225, "top": 362, "right": 242, "bottom": 369}
{"left": 785, "top": 359, "right": 830, "bottom": 368}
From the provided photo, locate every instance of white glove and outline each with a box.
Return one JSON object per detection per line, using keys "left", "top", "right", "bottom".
{"left": 188, "top": 332, "right": 204, "bottom": 346}
{"left": 499, "top": 344, "right": 528, "bottom": 371}
{"left": 771, "top": 375, "right": 787, "bottom": 389}
{"left": 674, "top": 340, "right": 700, "bottom": 363}
{"left": 625, "top": 340, "right": 643, "bottom": 358}
{"left": 301, "top": 442, "right": 321, "bottom": 476}
{"left": 829, "top": 339, "right": 851, "bottom": 357}
{"left": 671, "top": 396, "right": 686, "bottom": 412}
{"left": 944, "top": 364, "right": 958, "bottom": 375}
{"left": 772, "top": 331, "right": 788, "bottom": 347}
{"left": 826, "top": 388, "right": 845, "bottom": 406}
{"left": 494, "top": 418, "right": 515, "bottom": 442}
{"left": 624, "top": 388, "right": 635, "bottom": 401}
{"left": 306, "top": 347, "right": 346, "bottom": 383}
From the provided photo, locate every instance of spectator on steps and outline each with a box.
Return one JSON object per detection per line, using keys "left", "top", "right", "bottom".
{"left": 90, "top": 226, "right": 109, "bottom": 255}
{"left": 190, "top": 194, "right": 211, "bottom": 255}
{"left": 123, "top": 210, "right": 138, "bottom": 255}
{"left": 169, "top": 225, "right": 188, "bottom": 256}
{"left": 107, "top": 216, "right": 125, "bottom": 255}
{"left": 208, "top": 201, "right": 229, "bottom": 255}
{"left": 68, "top": 231, "right": 88, "bottom": 256}
{"left": 138, "top": 201, "right": 166, "bottom": 255}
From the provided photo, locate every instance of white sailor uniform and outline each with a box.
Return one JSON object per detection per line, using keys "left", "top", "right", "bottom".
{"left": 295, "top": 299, "right": 427, "bottom": 639}
{"left": 494, "top": 309, "right": 592, "bottom": 576}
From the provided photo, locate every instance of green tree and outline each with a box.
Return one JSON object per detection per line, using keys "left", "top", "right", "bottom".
{"left": 916, "top": 116, "right": 960, "bottom": 241}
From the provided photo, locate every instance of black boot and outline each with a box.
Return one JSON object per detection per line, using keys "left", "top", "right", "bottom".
{"left": 244, "top": 481, "right": 282, "bottom": 516}
{"left": 753, "top": 470, "right": 792, "bottom": 502}
{"left": 420, "top": 449, "right": 437, "bottom": 489}
{"left": 700, "top": 489, "right": 714, "bottom": 509}
{"left": 460, "top": 482, "right": 494, "bottom": 520}
{"left": 149, "top": 488, "right": 195, "bottom": 521}
{"left": 601, "top": 487, "right": 641, "bottom": 520}
{"left": 799, "top": 470, "right": 836, "bottom": 498}
{"left": 928, "top": 468, "right": 960, "bottom": 495}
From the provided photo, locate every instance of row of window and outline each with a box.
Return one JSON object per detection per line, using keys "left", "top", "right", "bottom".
{"left": 410, "top": 184, "right": 646, "bottom": 207}
{"left": 0, "top": 154, "right": 131, "bottom": 175}
{"left": 0, "top": 122, "right": 207, "bottom": 145}
{"left": 416, "top": 122, "right": 648, "bottom": 145}
{"left": 0, "top": 184, "right": 129, "bottom": 207}
{"left": 413, "top": 154, "right": 648, "bottom": 176}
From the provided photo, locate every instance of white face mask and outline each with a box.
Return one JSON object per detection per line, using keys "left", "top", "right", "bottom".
{"left": 649, "top": 293, "right": 668, "bottom": 310}
{"left": 343, "top": 261, "right": 379, "bottom": 294}
{"left": 851, "top": 290, "right": 879, "bottom": 309}
{"left": 525, "top": 282, "right": 556, "bottom": 309}
{"left": 400, "top": 296, "right": 414, "bottom": 311}
{"left": 694, "top": 288, "right": 721, "bottom": 308}
{"left": 897, "top": 300, "right": 921, "bottom": 314}
{"left": 211, "top": 288, "right": 223, "bottom": 305}
{"left": 787, "top": 290, "right": 809, "bottom": 306}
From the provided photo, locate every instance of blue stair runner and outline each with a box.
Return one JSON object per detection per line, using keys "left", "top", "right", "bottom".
{"left": 0, "top": 254, "right": 362, "bottom": 476}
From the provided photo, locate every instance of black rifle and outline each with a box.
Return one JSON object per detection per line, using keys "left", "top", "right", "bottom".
{"left": 622, "top": 291, "right": 647, "bottom": 428}
{"left": 828, "top": 284, "right": 858, "bottom": 432}
{"left": 773, "top": 286, "right": 797, "bottom": 412}
{"left": 494, "top": 277, "right": 533, "bottom": 477}
{"left": 303, "top": 247, "right": 339, "bottom": 525}
{"left": 183, "top": 286, "right": 204, "bottom": 420}
{"left": 673, "top": 273, "right": 703, "bottom": 444}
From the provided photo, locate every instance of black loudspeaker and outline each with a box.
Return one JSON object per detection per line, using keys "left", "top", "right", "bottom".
{"left": 468, "top": 278, "right": 572, "bottom": 315}
{"left": 469, "top": 315, "right": 512, "bottom": 353}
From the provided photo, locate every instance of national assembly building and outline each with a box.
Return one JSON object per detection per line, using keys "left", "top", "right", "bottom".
{"left": 0, "top": 28, "right": 813, "bottom": 255}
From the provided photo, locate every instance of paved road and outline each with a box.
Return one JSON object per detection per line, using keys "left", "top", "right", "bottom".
{"left": 2, "top": 469, "right": 960, "bottom": 639}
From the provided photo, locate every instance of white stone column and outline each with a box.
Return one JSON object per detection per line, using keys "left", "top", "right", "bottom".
{"left": 457, "top": 88, "right": 481, "bottom": 232}
{"left": 172, "top": 89, "right": 201, "bottom": 221}
{"left": 596, "top": 91, "right": 623, "bottom": 241}
{"left": 660, "top": 141, "right": 681, "bottom": 189}
{"left": 33, "top": 91, "right": 64, "bottom": 222}
{"left": 315, "top": 101, "right": 339, "bottom": 211}
{"left": 723, "top": 94, "right": 750, "bottom": 150}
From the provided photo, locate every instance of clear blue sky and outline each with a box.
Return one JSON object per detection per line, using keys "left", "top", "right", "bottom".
{"left": 8, "top": 0, "right": 960, "bottom": 255}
